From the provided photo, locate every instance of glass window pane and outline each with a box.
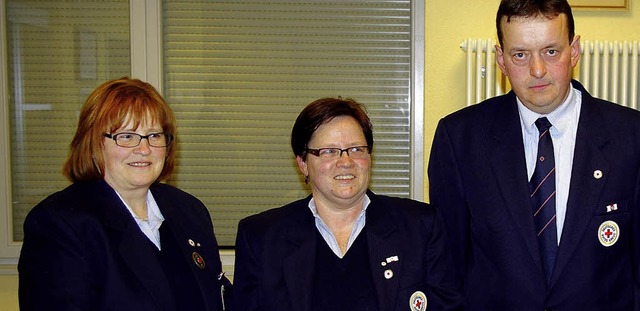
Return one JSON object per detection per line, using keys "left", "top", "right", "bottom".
{"left": 162, "top": 0, "right": 412, "bottom": 246}
{"left": 6, "top": 0, "right": 130, "bottom": 241}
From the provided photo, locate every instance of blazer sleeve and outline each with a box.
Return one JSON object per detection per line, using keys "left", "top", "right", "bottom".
{"left": 18, "top": 204, "right": 101, "bottom": 311}
{"left": 232, "top": 218, "right": 262, "bottom": 311}
{"left": 634, "top": 166, "right": 640, "bottom": 311}
{"left": 428, "top": 119, "right": 469, "bottom": 290}
{"left": 422, "top": 205, "right": 465, "bottom": 311}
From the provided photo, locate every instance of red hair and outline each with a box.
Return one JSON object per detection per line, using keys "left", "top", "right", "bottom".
{"left": 63, "top": 77, "right": 177, "bottom": 182}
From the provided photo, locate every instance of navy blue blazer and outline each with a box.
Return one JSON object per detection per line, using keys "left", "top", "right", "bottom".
{"left": 232, "top": 191, "right": 463, "bottom": 311}
{"left": 428, "top": 80, "right": 640, "bottom": 310}
{"left": 19, "top": 180, "right": 228, "bottom": 311}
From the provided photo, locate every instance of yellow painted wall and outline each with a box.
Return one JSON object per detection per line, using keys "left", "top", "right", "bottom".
{"left": 0, "top": 275, "right": 18, "bottom": 310}
{"left": 2, "top": 1, "right": 639, "bottom": 309}
{"left": 424, "top": 0, "right": 640, "bottom": 200}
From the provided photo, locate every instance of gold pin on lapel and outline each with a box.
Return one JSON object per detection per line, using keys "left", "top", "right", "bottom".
{"left": 192, "top": 252, "right": 206, "bottom": 269}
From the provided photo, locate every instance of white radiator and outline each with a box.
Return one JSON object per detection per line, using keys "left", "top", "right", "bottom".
{"left": 460, "top": 38, "right": 640, "bottom": 110}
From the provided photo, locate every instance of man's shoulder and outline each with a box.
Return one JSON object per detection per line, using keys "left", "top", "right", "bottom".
{"left": 574, "top": 79, "right": 640, "bottom": 122}
{"left": 442, "top": 92, "right": 515, "bottom": 124}
{"left": 587, "top": 96, "right": 640, "bottom": 119}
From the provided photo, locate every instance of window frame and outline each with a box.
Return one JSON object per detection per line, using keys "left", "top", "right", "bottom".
{"left": 0, "top": 0, "right": 424, "bottom": 270}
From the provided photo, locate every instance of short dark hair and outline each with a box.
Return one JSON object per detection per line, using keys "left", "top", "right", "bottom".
{"left": 291, "top": 97, "right": 373, "bottom": 159}
{"left": 496, "top": 0, "right": 574, "bottom": 47}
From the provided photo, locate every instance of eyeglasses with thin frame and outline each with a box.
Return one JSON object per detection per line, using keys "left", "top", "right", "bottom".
{"left": 305, "top": 145, "right": 371, "bottom": 160}
{"left": 104, "top": 132, "right": 173, "bottom": 148}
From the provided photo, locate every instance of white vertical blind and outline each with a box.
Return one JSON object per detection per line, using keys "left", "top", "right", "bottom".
{"left": 5, "top": 0, "right": 130, "bottom": 241}
{"left": 3, "top": 0, "right": 415, "bottom": 248}
{"left": 162, "top": 0, "right": 413, "bottom": 246}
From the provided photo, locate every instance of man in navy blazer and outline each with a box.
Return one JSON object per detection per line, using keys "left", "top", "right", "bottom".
{"left": 428, "top": 0, "right": 640, "bottom": 310}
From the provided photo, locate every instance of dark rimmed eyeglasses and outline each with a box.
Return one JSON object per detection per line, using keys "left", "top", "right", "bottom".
{"left": 305, "top": 146, "right": 371, "bottom": 159}
{"left": 104, "top": 132, "right": 173, "bottom": 148}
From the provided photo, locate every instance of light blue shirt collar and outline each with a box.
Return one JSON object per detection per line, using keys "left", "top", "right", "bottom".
{"left": 308, "top": 194, "right": 370, "bottom": 258}
{"left": 117, "top": 189, "right": 165, "bottom": 250}
{"left": 518, "top": 86, "right": 577, "bottom": 136}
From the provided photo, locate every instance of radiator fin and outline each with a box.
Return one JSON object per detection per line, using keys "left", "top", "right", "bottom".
{"left": 461, "top": 38, "right": 639, "bottom": 110}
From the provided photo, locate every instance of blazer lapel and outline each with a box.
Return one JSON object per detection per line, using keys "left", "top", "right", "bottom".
{"left": 487, "top": 94, "right": 543, "bottom": 271}
{"left": 282, "top": 206, "right": 317, "bottom": 311}
{"left": 95, "top": 182, "right": 175, "bottom": 310}
{"left": 550, "top": 91, "right": 609, "bottom": 288}
{"left": 366, "top": 198, "right": 402, "bottom": 311}
{"left": 152, "top": 188, "right": 221, "bottom": 311}
{"left": 117, "top": 226, "right": 175, "bottom": 309}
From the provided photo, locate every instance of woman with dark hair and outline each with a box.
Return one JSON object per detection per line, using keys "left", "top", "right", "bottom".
{"left": 233, "top": 97, "right": 462, "bottom": 311}
{"left": 19, "top": 77, "right": 230, "bottom": 311}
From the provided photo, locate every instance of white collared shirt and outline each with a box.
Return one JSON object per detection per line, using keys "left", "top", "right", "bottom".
{"left": 308, "top": 195, "right": 371, "bottom": 258}
{"left": 117, "top": 189, "right": 165, "bottom": 250}
{"left": 517, "top": 87, "right": 582, "bottom": 244}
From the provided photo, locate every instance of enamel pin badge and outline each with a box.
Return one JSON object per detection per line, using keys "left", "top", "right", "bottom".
{"left": 192, "top": 252, "right": 206, "bottom": 269}
{"left": 598, "top": 220, "right": 619, "bottom": 247}
{"left": 593, "top": 170, "right": 603, "bottom": 179}
{"left": 384, "top": 269, "right": 394, "bottom": 279}
{"left": 409, "top": 291, "right": 427, "bottom": 311}
{"left": 381, "top": 255, "right": 399, "bottom": 279}
{"left": 189, "top": 238, "right": 205, "bottom": 269}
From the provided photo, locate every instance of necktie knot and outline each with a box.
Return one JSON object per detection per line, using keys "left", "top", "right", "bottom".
{"left": 535, "top": 117, "right": 553, "bottom": 133}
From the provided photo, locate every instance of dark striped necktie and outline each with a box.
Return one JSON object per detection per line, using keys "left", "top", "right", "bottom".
{"left": 529, "top": 117, "right": 557, "bottom": 285}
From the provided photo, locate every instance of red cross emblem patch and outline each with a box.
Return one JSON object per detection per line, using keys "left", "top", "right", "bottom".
{"left": 409, "top": 291, "right": 427, "bottom": 311}
{"left": 598, "top": 220, "right": 619, "bottom": 247}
